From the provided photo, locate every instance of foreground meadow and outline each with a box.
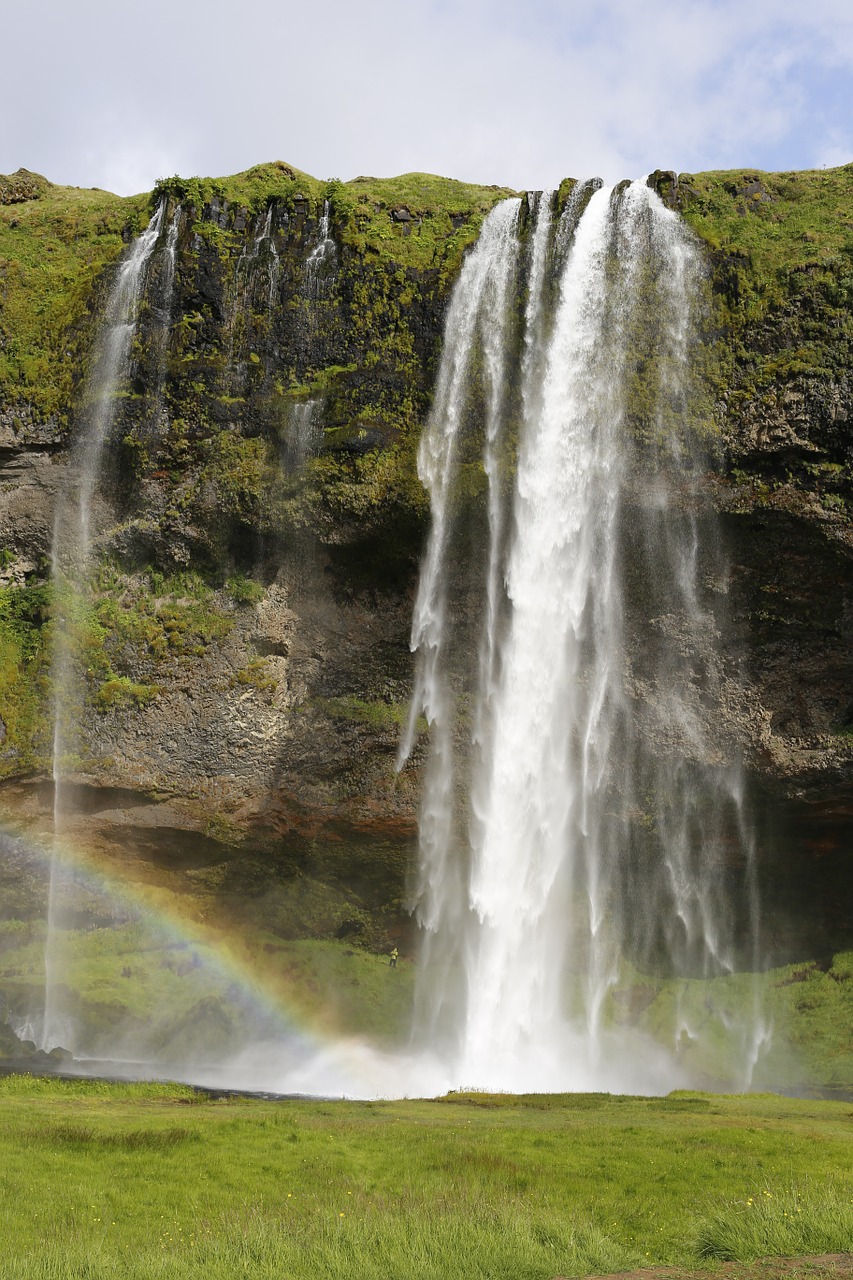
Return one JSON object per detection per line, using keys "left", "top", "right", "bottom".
{"left": 0, "top": 1078, "right": 850, "bottom": 1279}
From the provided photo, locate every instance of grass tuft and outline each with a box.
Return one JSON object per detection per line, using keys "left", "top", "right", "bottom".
{"left": 695, "top": 1181, "right": 853, "bottom": 1262}
{"left": 22, "top": 1122, "right": 197, "bottom": 1151}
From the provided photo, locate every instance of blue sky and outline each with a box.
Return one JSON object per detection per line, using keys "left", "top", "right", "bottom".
{"left": 2, "top": 0, "right": 852, "bottom": 193}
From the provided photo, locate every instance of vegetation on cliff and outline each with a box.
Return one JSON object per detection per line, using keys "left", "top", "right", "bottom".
{"left": 674, "top": 165, "right": 853, "bottom": 517}
{"left": 0, "top": 171, "right": 145, "bottom": 422}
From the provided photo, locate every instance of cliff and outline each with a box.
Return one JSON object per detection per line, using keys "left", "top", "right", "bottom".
{"left": 0, "top": 161, "right": 850, "bottom": 971}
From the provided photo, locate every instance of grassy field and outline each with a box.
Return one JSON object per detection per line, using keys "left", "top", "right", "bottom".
{"left": 0, "top": 1077, "right": 849, "bottom": 1279}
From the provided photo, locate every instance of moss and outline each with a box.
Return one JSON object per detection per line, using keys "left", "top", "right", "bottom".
{"left": 0, "top": 583, "right": 52, "bottom": 771}
{"left": 192, "top": 432, "right": 272, "bottom": 524}
{"left": 229, "top": 659, "right": 277, "bottom": 693}
{"left": 226, "top": 574, "right": 265, "bottom": 606}
{"left": 94, "top": 676, "right": 159, "bottom": 710}
{"left": 0, "top": 182, "right": 147, "bottom": 421}
{"left": 89, "top": 567, "right": 234, "bottom": 686}
{"left": 285, "top": 363, "right": 357, "bottom": 398}
{"left": 283, "top": 442, "right": 429, "bottom": 536}
{"left": 313, "top": 695, "right": 417, "bottom": 734}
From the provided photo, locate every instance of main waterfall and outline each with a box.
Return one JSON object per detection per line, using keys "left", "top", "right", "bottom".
{"left": 401, "top": 179, "right": 764, "bottom": 1093}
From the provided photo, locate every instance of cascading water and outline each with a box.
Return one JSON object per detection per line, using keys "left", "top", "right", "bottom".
{"left": 283, "top": 399, "right": 323, "bottom": 472}
{"left": 146, "top": 205, "right": 181, "bottom": 429}
{"left": 42, "top": 201, "right": 173, "bottom": 1051}
{"left": 397, "top": 197, "right": 522, "bottom": 1047}
{"left": 304, "top": 199, "right": 336, "bottom": 298}
{"left": 228, "top": 205, "right": 279, "bottom": 388}
{"left": 400, "top": 180, "right": 765, "bottom": 1093}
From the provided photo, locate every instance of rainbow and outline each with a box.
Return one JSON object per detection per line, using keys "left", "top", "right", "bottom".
{"left": 0, "top": 813, "right": 417, "bottom": 1097}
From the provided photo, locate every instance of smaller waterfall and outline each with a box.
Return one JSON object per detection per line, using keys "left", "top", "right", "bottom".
{"left": 282, "top": 399, "right": 323, "bottom": 472}
{"left": 267, "top": 217, "right": 281, "bottom": 310}
{"left": 146, "top": 205, "right": 180, "bottom": 430}
{"left": 71, "top": 202, "right": 167, "bottom": 552}
{"left": 162, "top": 205, "right": 180, "bottom": 299}
{"left": 235, "top": 205, "right": 277, "bottom": 296}
{"left": 42, "top": 201, "right": 170, "bottom": 1052}
{"left": 304, "top": 200, "right": 336, "bottom": 299}
{"left": 228, "top": 205, "right": 280, "bottom": 390}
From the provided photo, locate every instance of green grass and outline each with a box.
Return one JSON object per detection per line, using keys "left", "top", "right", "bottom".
{"left": 333, "top": 170, "right": 515, "bottom": 277}
{"left": 0, "top": 175, "right": 146, "bottom": 419}
{"left": 695, "top": 1181, "right": 853, "bottom": 1262}
{"left": 680, "top": 165, "right": 853, "bottom": 289}
{"left": 0, "top": 1082, "right": 848, "bottom": 1278}
{"left": 312, "top": 694, "right": 411, "bottom": 733}
{"left": 91, "top": 564, "right": 235, "bottom": 676}
{"left": 0, "top": 581, "right": 52, "bottom": 767}
{"left": 635, "top": 955, "right": 853, "bottom": 1089}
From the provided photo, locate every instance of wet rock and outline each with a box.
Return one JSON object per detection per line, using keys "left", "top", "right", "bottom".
{"left": 647, "top": 169, "right": 679, "bottom": 207}
{"left": 0, "top": 1021, "right": 38, "bottom": 1058}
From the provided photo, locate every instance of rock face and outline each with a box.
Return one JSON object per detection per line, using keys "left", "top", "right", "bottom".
{"left": 0, "top": 1013, "right": 70, "bottom": 1066}
{"left": 0, "top": 162, "right": 850, "bottom": 958}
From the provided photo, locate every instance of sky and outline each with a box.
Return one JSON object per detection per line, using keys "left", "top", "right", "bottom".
{"left": 3, "top": 0, "right": 852, "bottom": 195}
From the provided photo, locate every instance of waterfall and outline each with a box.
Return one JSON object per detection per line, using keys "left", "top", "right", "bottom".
{"left": 304, "top": 199, "right": 336, "bottom": 299}
{"left": 283, "top": 399, "right": 323, "bottom": 472}
{"left": 42, "top": 201, "right": 171, "bottom": 1051}
{"left": 228, "top": 205, "right": 279, "bottom": 390}
{"left": 147, "top": 204, "right": 180, "bottom": 429}
{"left": 402, "top": 180, "right": 764, "bottom": 1092}
{"left": 235, "top": 204, "right": 276, "bottom": 290}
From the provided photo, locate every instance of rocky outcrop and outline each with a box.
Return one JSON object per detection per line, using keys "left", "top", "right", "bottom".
{"left": 0, "top": 169, "right": 50, "bottom": 206}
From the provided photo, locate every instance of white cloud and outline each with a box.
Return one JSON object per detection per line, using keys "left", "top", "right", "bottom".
{"left": 2, "top": 0, "right": 852, "bottom": 193}
{"left": 815, "top": 140, "right": 853, "bottom": 170}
